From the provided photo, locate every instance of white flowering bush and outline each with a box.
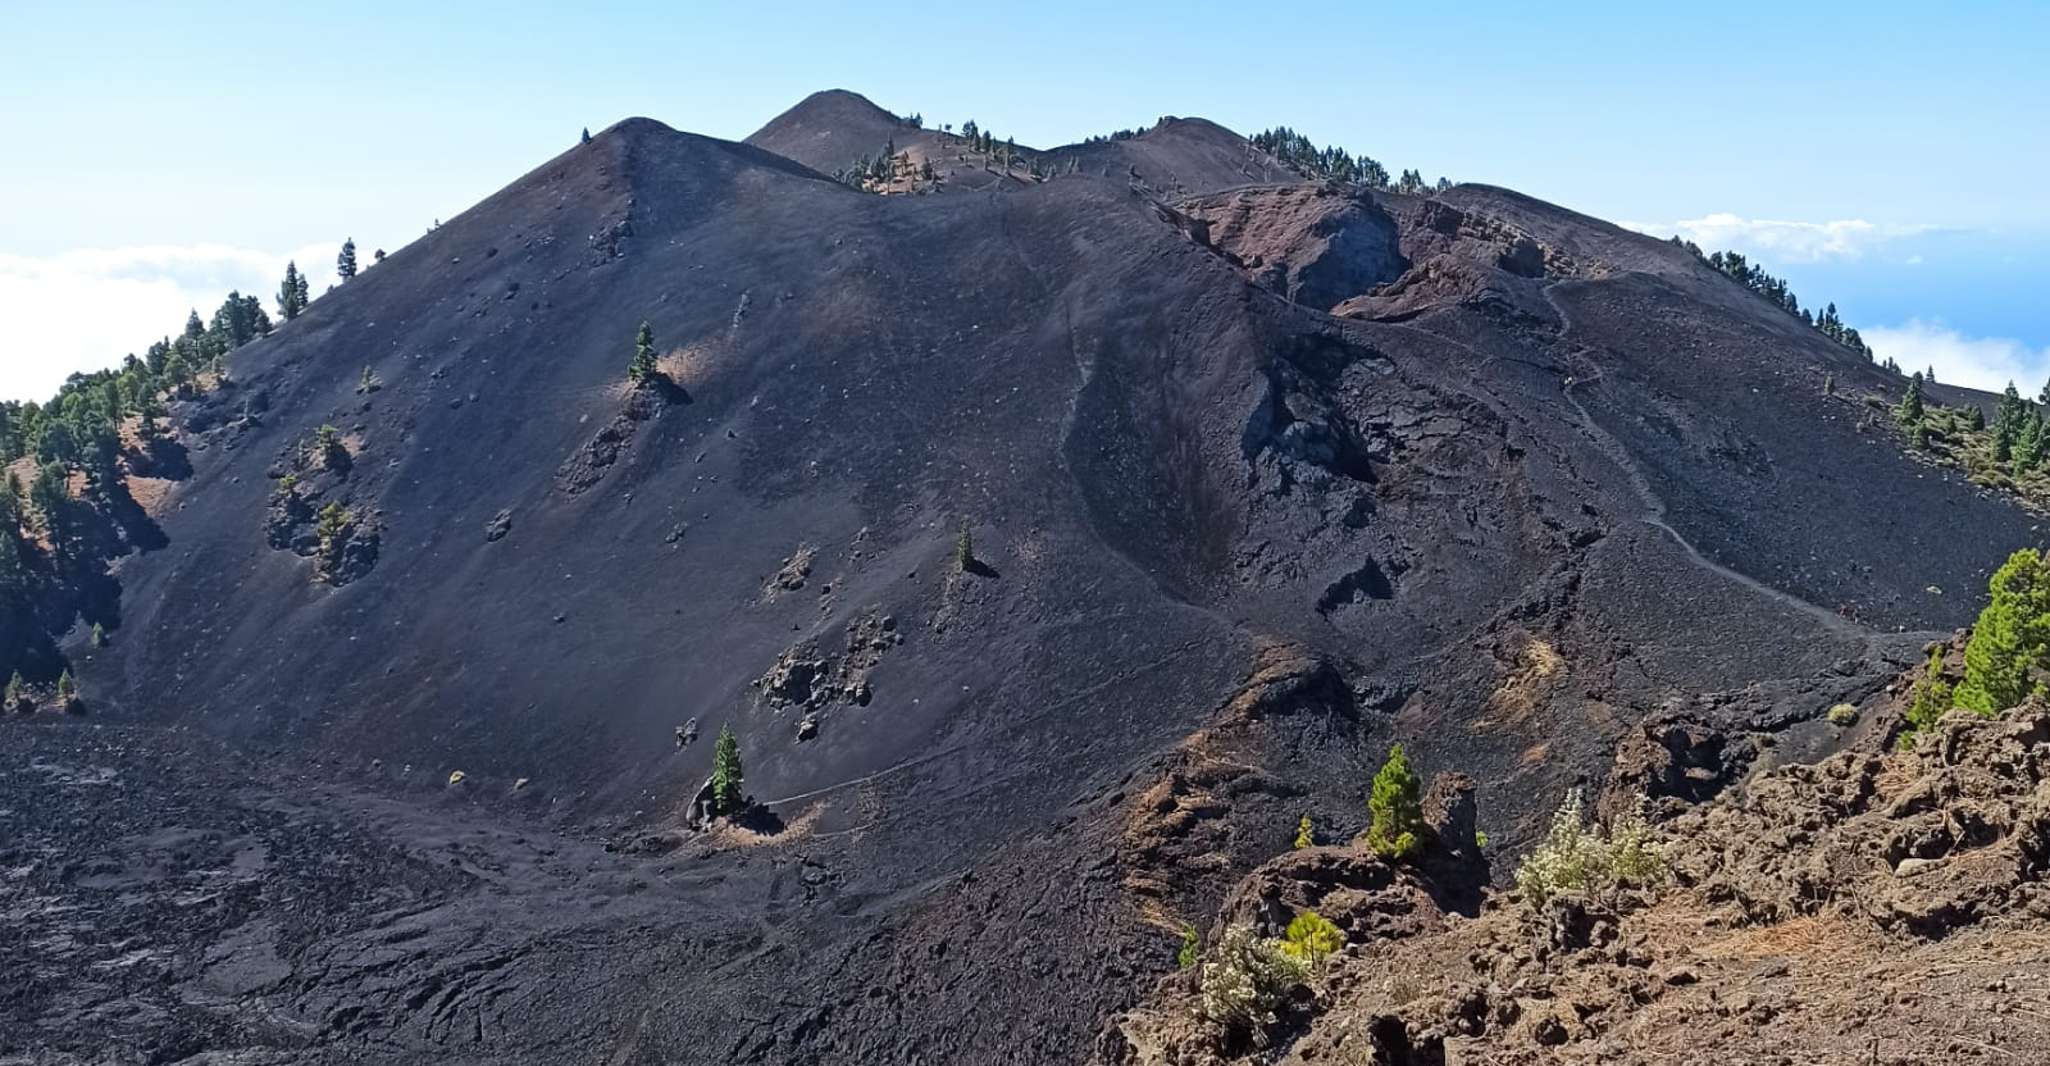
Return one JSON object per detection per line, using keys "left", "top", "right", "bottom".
{"left": 1198, "top": 924, "right": 1309, "bottom": 1029}
{"left": 1513, "top": 790, "right": 1667, "bottom": 907}
{"left": 1605, "top": 802, "right": 1669, "bottom": 891}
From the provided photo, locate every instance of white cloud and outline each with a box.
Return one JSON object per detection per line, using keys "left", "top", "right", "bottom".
{"left": 1864, "top": 319, "right": 2050, "bottom": 393}
{"left": 0, "top": 241, "right": 339, "bottom": 402}
{"left": 1620, "top": 213, "right": 1935, "bottom": 263}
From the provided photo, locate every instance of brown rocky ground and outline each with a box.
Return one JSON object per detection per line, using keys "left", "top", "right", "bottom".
{"left": 1101, "top": 668, "right": 2050, "bottom": 1065}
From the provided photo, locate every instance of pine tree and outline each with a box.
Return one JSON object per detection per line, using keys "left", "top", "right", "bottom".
{"left": 278, "top": 262, "right": 308, "bottom": 320}
{"left": 374, "top": 248, "right": 386, "bottom": 264}
{"left": 1896, "top": 373, "right": 1925, "bottom": 425}
{"left": 710, "top": 723, "right": 745, "bottom": 816}
{"left": 1822, "top": 373, "right": 1835, "bottom": 396}
{"left": 4, "top": 670, "right": 23, "bottom": 710}
{"left": 2020, "top": 412, "right": 2047, "bottom": 472}
{"left": 55, "top": 670, "right": 74, "bottom": 704}
{"left": 1366, "top": 744, "right": 1425, "bottom": 860}
{"left": 314, "top": 501, "right": 351, "bottom": 581}
{"left": 90, "top": 622, "right": 106, "bottom": 648}
{"left": 1969, "top": 406, "right": 1987, "bottom": 432}
{"left": 1997, "top": 382, "right": 2028, "bottom": 439}
{"left": 627, "top": 321, "right": 659, "bottom": 383}
{"left": 337, "top": 239, "right": 358, "bottom": 281}
{"left": 30, "top": 461, "right": 68, "bottom": 544}
{"left": 955, "top": 520, "right": 974, "bottom": 572}
{"left": 1293, "top": 814, "right": 1314, "bottom": 849}
{"left": 1955, "top": 548, "right": 2050, "bottom": 716}
{"left": 1901, "top": 644, "right": 1955, "bottom": 740}
{"left": 313, "top": 424, "right": 347, "bottom": 470}
{"left": 581, "top": 127, "right": 592, "bottom": 144}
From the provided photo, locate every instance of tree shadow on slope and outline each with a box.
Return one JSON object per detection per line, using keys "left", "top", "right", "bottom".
{"left": 127, "top": 437, "right": 193, "bottom": 482}
{"left": 93, "top": 478, "right": 169, "bottom": 555}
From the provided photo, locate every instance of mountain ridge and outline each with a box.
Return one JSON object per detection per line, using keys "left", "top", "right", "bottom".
{"left": 3, "top": 88, "right": 2040, "bottom": 1065}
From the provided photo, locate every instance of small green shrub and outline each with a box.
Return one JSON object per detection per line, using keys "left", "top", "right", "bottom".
{"left": 1293, "top": 814, "right": 1313, "bottom": 850}
{"left": 1176, "top": 925, "right": 1200, "bottom": 969}
{"left": 1826, "top": 703, "right": 1858, "bottom": 726}
{"left": 1280, "top": 910, "right": 1344, "bottom": 967}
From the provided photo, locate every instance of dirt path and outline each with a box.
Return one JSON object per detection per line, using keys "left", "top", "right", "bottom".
{"left": 1540, "top": 281, "right": 1880, "bottom": 643}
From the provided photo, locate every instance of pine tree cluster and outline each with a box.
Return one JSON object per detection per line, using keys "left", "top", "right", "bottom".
{"left": 1246, "top": 126, "right": 1455, "bottom": 193}
{"left": 1670, "top": 240, "right": 1874, "bottom": 359}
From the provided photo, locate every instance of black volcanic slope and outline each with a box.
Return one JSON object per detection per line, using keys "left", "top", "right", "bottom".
{"left": 5, "top": 93, "right": 2037, "bottom": 1064}
{"left": 743, "top": 88, "right": 921, "bottom": 175}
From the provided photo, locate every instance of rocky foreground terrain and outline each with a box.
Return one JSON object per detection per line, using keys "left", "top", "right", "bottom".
{"left": 1107, "top": 638, "right": 2050, "bottom": 1064}
{"left": 4, "top": 90, "right": 2047, "bottom": 1063}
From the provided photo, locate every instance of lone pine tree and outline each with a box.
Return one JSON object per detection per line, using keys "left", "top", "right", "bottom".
{"left": 337, "top": 239, "right": 357, "bottom": 281}
{"left": 627, "top": 321, "right": 659, "bottom": 383}
{"left": 1896, "top": 373, "right": 1924, "bottom": 425}
{"left": 278, "top": 262, "right": 310, "bottom": 320}
{"left": 1366, "top": 744, "right": 1425, "bottom": 860}
{"left": 710, "top": 723, "right": 746, "bottom": 816}
{"left": 314, "top": 502, "right": 351, "bottom": 582}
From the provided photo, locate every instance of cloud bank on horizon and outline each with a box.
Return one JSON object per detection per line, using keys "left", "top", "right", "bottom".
{"left": 1620, "top": 213, "right": 2048, "bottom": 394}
{"left": 0, "top": 242, "right": 341, "bottom": 403}
{"left": 1864, "top": 320, "right": 2050, "bottom": 395}
{"left": 1618, "top": 213, "right": 1937, "bottom": 264}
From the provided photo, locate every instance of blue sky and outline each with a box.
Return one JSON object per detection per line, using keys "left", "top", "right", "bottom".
{"left": 3, "top": 0, "right": 2046, "bottom": 399}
